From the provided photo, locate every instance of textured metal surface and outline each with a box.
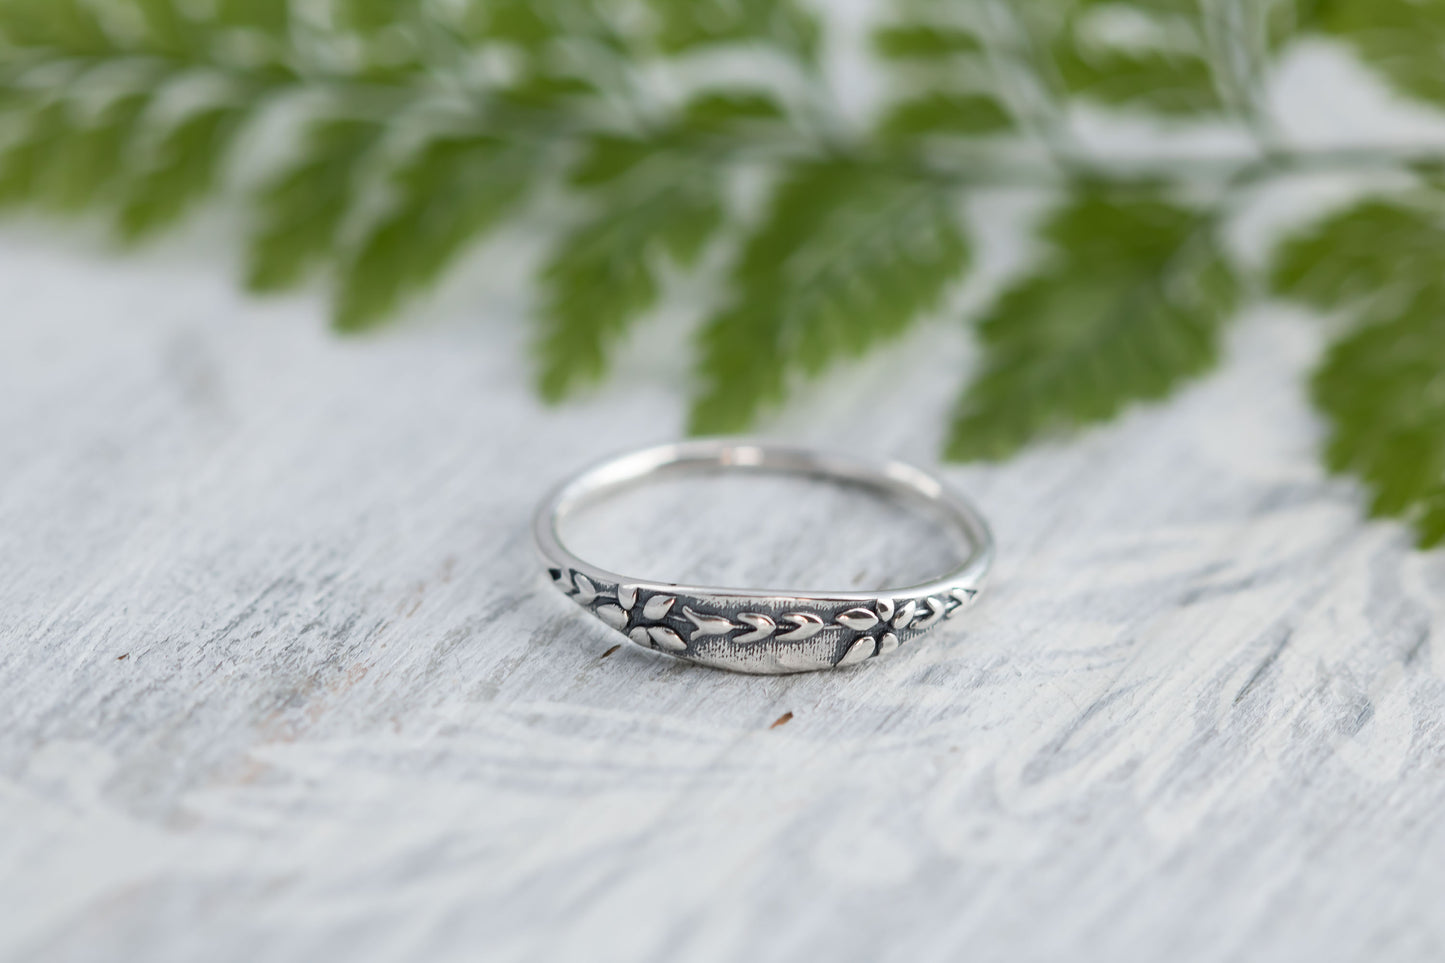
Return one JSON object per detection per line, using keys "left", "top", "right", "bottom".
{"left": 535, "top": 442, "right": 992, "bottom": 673}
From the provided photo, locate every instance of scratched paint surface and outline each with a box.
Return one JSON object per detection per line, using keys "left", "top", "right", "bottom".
{"left": 5, "top": 51, "right": 1445, "bottom": 963}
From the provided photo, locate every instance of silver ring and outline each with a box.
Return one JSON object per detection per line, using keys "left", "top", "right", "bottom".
{"left": 533, "top": 440, "right": 995, "bottom": 674}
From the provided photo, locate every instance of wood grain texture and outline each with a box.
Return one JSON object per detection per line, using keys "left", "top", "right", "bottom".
{"left": 3, "top": 226, "right": 1443, "bottom": 963}
{"left": 4, "top": 52, "right": 1445, "bottom": 963}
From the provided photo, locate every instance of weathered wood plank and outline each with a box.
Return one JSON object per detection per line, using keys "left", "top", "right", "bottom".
{"left": 4, "top": 42, "right": 1445, "bottom": 957}
{"left": 2, "top": 227, "right": 1442, "bottom": 963}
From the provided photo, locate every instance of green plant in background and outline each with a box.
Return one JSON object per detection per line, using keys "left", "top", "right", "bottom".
{"left": 0, "top": 0, "right": 1442, "bottom": 546}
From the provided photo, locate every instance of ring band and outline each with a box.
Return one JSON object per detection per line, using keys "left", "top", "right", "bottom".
{"left": 533, "top": 440, "right": 994, "bottom": 674}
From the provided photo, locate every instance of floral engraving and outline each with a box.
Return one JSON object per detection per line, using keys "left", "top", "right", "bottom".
{"left": 547, "top": 566, "right": 980, "bottom": 670}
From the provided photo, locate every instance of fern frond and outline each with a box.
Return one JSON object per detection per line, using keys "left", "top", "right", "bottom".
{"left": 27, "top": 92, "right": 148, "bottom": 210}
{"left": 0, "top": 0, "right": 288, "bottom": 237}
{"left": 333, "top": 133, "right": 542, "bottom": 331}
{"left": 1, "top": 0, "right": 1444, "bottom": 553}
{"left": 535, "top": 149, "right": 721, "bottom": 402}
{"left": 947, "top": 194, "right": 1237, "bottom": 460}
{"left": 0, "top": 99, "right": 71, "bottom": 207}
{"left": 0, "top": 0, "right": 113, "bottom": 56}
{"left": 1274, "top": 199, "right": 1445, "bottom": 546}
{"left": 871, "top": 12, "right": 1013, "bottom": 141}
{"left": 0, "top": 75, "right": 251, "bottom": 236}
{"left": 1052, "top": 4, "right": 1224, "bottom": 116}
{"left": 1315, "top": 300, "right": 1445, "bottom": 546}
{"left": 680, "top": 91, "right": 788, "bottom": 129}
{"left": 1271, "top": 200, "right": 1445, "bottom": 312}
{"left": 878, "top": 91, "right": 1013, "bottom": 139}
{"left": 691, "top": 160, "right": 968, "bottom": 434}
{"left": 873, "top": 24, "right": 983, "bottom": 60}
{"left": 117, "top": 103, "right": 246, "bottom": 240}
{"left": 1309, "top": 0, "right": 1445, "bottom": 106}
{"left": 246, "top": 117, "right": 382, "bottom": 292}
{"left": 1056, "top": 45, "right": 1222, "bottom": 115}
{"left": 647, "top": 0, "right": 819, "bottom": 58}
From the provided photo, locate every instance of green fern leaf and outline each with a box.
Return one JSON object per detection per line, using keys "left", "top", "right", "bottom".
{"left": 461, "top": 0, "right": 636, "bottom": 54}
{"left": 1052, "top": 2, "right": 1223, "bottom": 116}
{"left": 333, "top": 133, "right": 540, "bottom": 332}
{"left": 1273, "top": 200, "right": 1445, "bottom": 546}
{"left": 0, "top": 0, "right": 1438, "bottom": 554}
{"left": 212, "top": 0, "right": 290, "bottom": 37}
{"left": 0, "top": 81, "right": 242, "bottom": 232}
{"left": 1056, "top": 45, "right": 1222, "bottom": 115}
{"left": 460, "top": 0, "right": 564, "bottom": 50}
{"left": 246, "top": 117, "right": 380, "bottom": 292}
{"left": 870, "top": 15, "right": 1009, "bottom": 140}
{"left": 491, "top": 73, "right": 602, "bottom": 113}
{"left": 648, "top": 0, "right": 819, "bottom": 59}
{"left": 116, "top": 104, "right": 245, "bottom": 241}
{"left": 334, "top": 0, "right": 421, "bottom": 32}
{"left": 1315, "top": 304, "right": 1445, "bottom": 546}
{"left": 535, "top": 153, "right": 721, "bottom": 402}
{"left": 947, "top": 193, "right": 1237, "bottom": 461}
{"left": 1271, "top": 200, "right": 1445, "bottom": 311}
{"left": 0, "top": 0, "right": 267, "bottom": 236}
{"left": 37, "top": 93, "right": 149, "bottom": 211}
{"left": 130, "top": 0, "right": 194, "bottom": 57}
{"left": 328, "top": 0, "right": 435, "bottom": 80}
{"left": 1310, "top": 0, "right": 1445, "bottom": 106}
{"left": 681, "top": 91, "right": 787, "bottom": 129}
{"left": 566, "top": 135, "right": 655, "bottom": 187}
{"left": 0, "top": 99, "right": 66, "bottom": 207}
{"left": 878, "top": 91, "right": 1013, "bottom": 139}
{"left": 873, "top": 24, "right": 983, "bottom": 60}
{"left": 0, "top": 0, "right": 112, "bottom": 55}
{"left": 690, "top": 160, "right": 968, "bottom": 434}
{"left": 1071, "top": 0, "right": 1203, "bottom": 14}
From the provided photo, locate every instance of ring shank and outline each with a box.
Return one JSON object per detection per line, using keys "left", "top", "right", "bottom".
{"left": 535, "top": 440, "right": 994, "bottom": 601}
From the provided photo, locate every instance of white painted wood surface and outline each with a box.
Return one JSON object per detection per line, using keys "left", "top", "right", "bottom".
{"left": 4, "top": 48, "right": 1445, "bottom": 963}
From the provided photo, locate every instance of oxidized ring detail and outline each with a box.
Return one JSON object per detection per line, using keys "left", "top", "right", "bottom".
{"left": 533, "top": 440, "right": 994, "bottom": 675}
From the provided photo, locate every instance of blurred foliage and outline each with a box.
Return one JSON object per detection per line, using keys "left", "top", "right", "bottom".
{"left": 1274, "top": 200, "right": 1445, "bottom": 545}
{"left": 949, "top": 193, "right": 1237, "bottom": 462}
{"left": 0, "top": 0, "right": 1444, "bottom": 545}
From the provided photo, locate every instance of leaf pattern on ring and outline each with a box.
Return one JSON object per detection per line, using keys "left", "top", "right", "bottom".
{"left": 643, "top": 595, "right": 676, "bottom": 620}
{"left": 594, "top": 604, "right": 628, "bottom": 630}
{"left": 648, "top": 626, "right": 687, "bottom": 651}
{"left": 777, "top": 613, "right": 825, "bottom": 641}
{"left": 836, "top": 607, "right": 880, "bottom": 631}
{"left": 915, "top": 597, "right": 947, "bottom": 629}
{"left": 560, "top": 571, "right": 965, "bottom": 667}
{"left": 836, "top": 636, "right": 875, "bottom": 667}
{"left": 735, "top": 613, "right": 776, "bottom": 643}
{"left": 572, "top": 572, "right": 598, "bottom": 605}
{"left": 683, "top": 606, "right": 735, "bottom": 640}
{"left": 948, "top": 587, "right": 977, "bottom": 614}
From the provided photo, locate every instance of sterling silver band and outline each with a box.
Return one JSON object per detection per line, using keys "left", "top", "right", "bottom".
{"left": 533, "top": 440, "right": 995, "bottom": 675}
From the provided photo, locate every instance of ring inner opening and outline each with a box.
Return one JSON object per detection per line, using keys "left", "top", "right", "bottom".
{"left": 558, "top": 468, "right": 969, "bottom": 593}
